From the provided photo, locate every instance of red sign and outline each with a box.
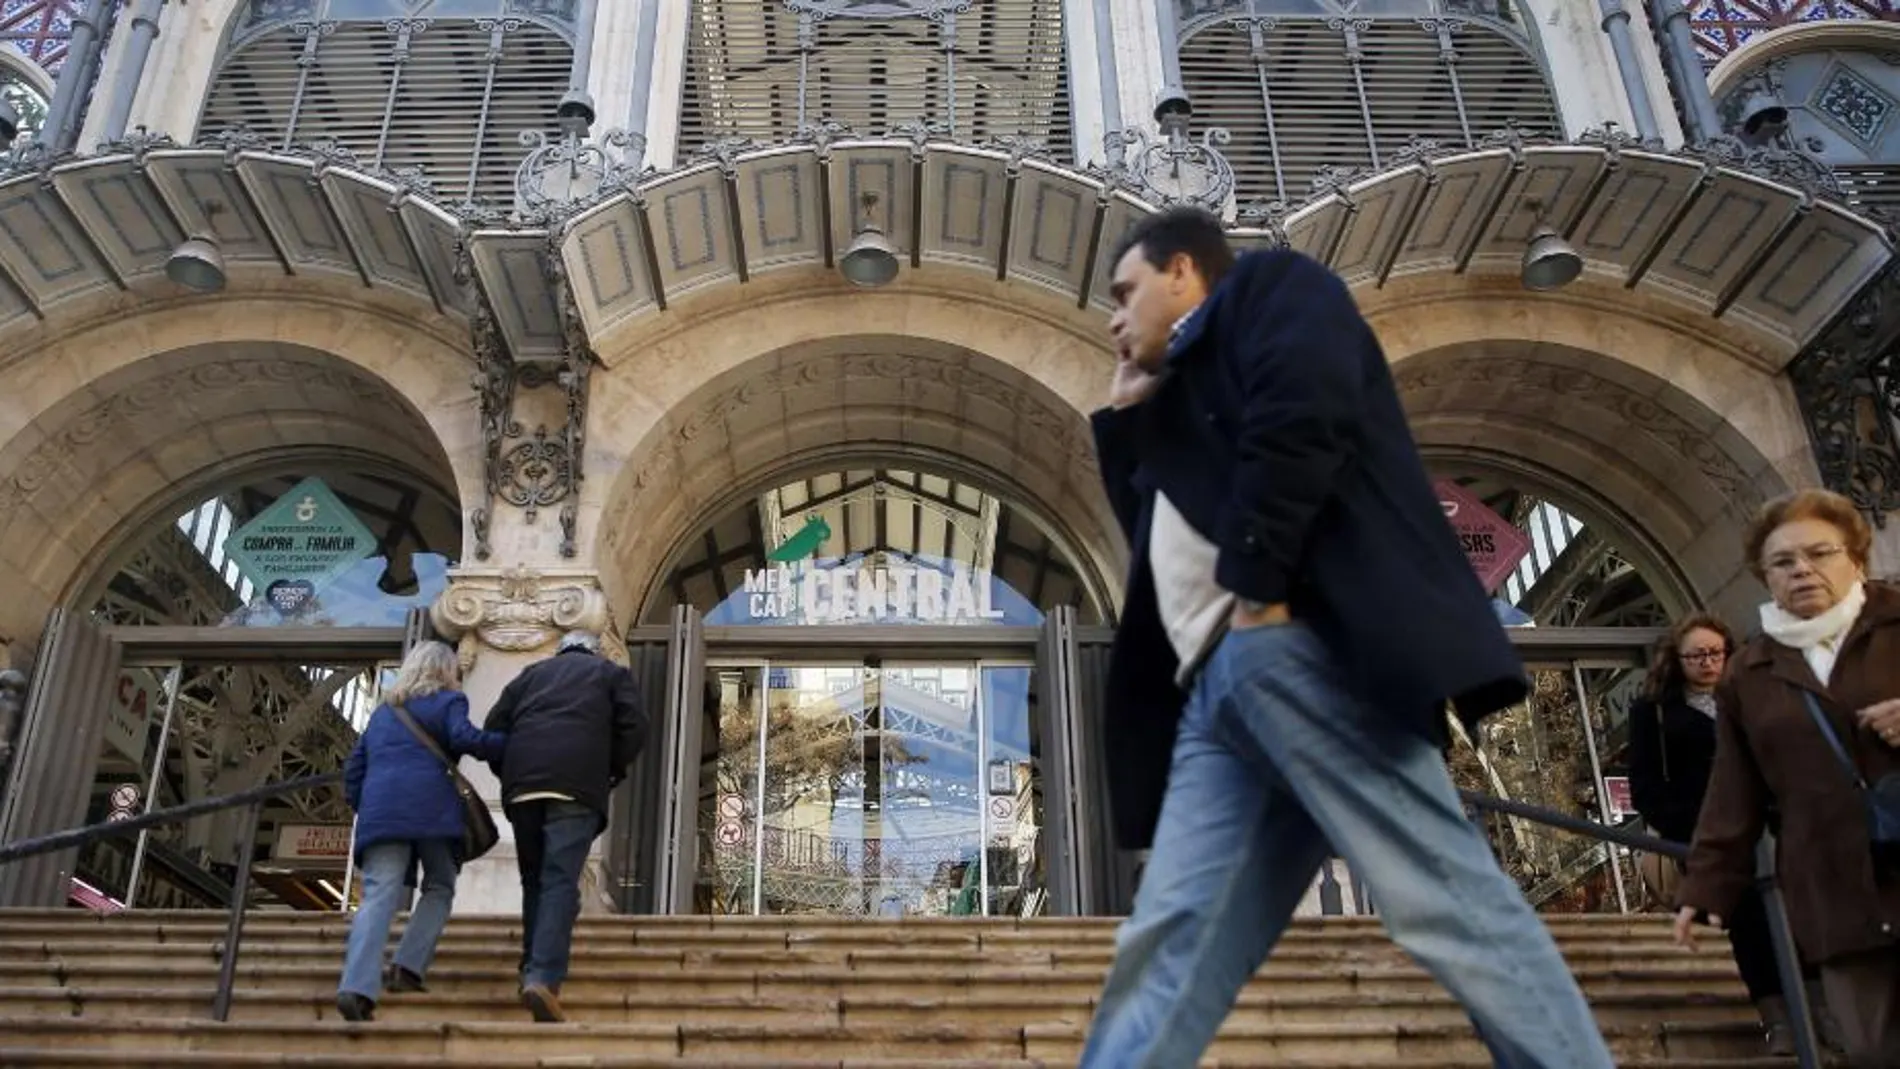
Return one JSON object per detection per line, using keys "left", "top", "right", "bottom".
{"left": 1434, "top": 480, "right": 1532, "bottom": 594}
{"left": 1603, "top": 776, "right": 1635, "bottom": 820}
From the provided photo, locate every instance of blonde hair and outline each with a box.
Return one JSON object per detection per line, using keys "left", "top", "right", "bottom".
{"left": 383, "top": 640, "right": 460, "bottom": 706}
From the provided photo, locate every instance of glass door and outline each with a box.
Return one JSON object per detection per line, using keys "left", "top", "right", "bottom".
{"left": 693, "top": 658, "right": 1044, "bottom": 917}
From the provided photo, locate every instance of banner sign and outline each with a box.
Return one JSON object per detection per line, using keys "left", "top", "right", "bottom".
{"left": 271, "top": 823, "right": 353, "bottom": 861}
{"left": 1434, "top": 479, "right": 1532, "bottom": 594}
{"left": 221, "top": 477, "right": 376, "bottom": 616}
{"left": 740, "top": 561, "right": 1006, "bottom": 624}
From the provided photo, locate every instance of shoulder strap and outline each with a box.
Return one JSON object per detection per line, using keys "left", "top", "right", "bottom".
{"left": 1798, "top": 689, "right": 1870, "bottom": 790}
{"left": 388, "top": 703, "right": 455, "bottom": 775}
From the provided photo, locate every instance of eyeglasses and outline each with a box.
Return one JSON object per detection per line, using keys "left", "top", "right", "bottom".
{"left": 1761, "top": 543, "right": 1846, "bottom": 575}
{"left": 1678, "top": 649, "right": 1727, "bottom": 664}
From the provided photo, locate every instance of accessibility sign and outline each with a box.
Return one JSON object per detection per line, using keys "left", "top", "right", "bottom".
{"left": 221, "top": 477, "right": 376, "bottom": 614}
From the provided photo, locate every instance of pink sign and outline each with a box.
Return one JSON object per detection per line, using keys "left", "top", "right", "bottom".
{"left": 1434, "top": 480, "right": 1532, "bottom": 594}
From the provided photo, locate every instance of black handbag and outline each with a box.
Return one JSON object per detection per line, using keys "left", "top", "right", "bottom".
{"left": 389, "top": 703, "right": 501, "bottom": 862}
{"left": 1799, "top": 690, "right": 1900, "bottom": 856}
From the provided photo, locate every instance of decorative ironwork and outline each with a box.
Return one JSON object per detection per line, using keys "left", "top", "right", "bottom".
{"left": 96, "top": 124, "right": 176, "bottom": 165}
{"left": 1096, "top": 111, "right": 1238, "bottom": 210}
{"left": 1788, "top": 261, "right": 1900, "bottom": 525}
{"left": 514, "top": 125, "right": 649, "bottom": 227}
{"left": 1685, "top": 133, "right": 1851, "bottom": 202}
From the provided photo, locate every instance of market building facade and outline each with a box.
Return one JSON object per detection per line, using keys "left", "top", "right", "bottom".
{"left": 0, "top": 0, "right": 1898, "bottom": 919}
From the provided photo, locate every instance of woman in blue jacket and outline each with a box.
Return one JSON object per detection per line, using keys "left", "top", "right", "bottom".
{"left": 336, "top": 640, "right": 505, "bottom": 1021}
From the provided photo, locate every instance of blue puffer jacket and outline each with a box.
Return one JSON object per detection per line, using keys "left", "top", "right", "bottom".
{"left": 343, "top": 689, "right": 506, "bottom": 862}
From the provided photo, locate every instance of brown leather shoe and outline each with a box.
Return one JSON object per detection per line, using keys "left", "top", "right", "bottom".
{"left": 520, "top": 983, "right": 565, "bottom": 1023}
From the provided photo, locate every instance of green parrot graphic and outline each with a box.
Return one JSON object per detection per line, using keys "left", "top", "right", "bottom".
{"left": 766, "top": 516, "right": 832, "bottom": 563}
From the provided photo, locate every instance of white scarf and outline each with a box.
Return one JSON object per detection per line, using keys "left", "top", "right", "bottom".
{"left": 1759, "top": 580, "right": 1867, "bottom": 687}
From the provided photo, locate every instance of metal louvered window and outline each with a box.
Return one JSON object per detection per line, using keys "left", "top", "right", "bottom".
{"left": 679, "top": 0, "right": 1074, "bottom": 162}
{"left": 200, "top": 12, "right": 573, "bottom": 207}
{"left": 1181, "top": 17, "right": 1559, "bottom": 205}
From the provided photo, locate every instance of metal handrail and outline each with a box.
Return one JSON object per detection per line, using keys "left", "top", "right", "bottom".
{"left": 0, "top": 770, "right": 342, "bottom": 1022}
{"left": 1460, "top": 790, "right": 1821, "bottom": 1069}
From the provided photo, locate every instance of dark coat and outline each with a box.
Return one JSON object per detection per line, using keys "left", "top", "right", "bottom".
{"left": 483, "top": 647, "right": 647, "bottom": 821}
{"left": 1681, "top": 582, "right": 1900, "bottom": 964}
{"left": 1092, "top": 249, "right": 1529, "bottom": 850}
{"left": 1627, "top": 692, "right": 1720, "bottom": 844}
{"left": 343, "top": 689, "right": 506, "bottom": 862}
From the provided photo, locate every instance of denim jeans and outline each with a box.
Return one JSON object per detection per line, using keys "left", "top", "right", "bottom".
{"left": 338, "top": 838, "right": 458, "bottom": 1000}
{"left": 1079, "top": 622, "right": 1615, "bottom": 1069}
{"left": 507, "top": 798, "right": 601, "bottom": 991}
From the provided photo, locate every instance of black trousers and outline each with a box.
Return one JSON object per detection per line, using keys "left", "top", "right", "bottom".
{"left": 1727, "top": 883, "right": 1794, "bottom": 1002}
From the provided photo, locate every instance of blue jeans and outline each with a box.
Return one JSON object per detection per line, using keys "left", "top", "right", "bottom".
{"left": 338, "top": 839, "right": 458, "bottom": 1000}
{"left": 1080, "top": 623, "right": 1614, "bottom": 1069}
{"left": 507, "top": 798, "right": 600, "bottom": 991}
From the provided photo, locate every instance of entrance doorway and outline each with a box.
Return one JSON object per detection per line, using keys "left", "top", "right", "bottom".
{"left": 694, "top": 658, "right": 1043, "bottom": 918}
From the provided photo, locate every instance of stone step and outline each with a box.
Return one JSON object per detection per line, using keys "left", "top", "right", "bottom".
{"left": 0, "top": 983, "right": 1756, "bottom": 1031}
{"left": 0, "top": 1016, "right": 1775, "bottom": 1062}
{"left": 0, "top": 935, "right": 1739, "bottom": 973}
{"left": 0, "top": 958, "right": 1755, "bottom": 1001}
{"left": 0, "top": 1052, "right": 1800, "bottom": 1069}
{"left": 0, "top": 916, "right": 1696, "bottom": 945}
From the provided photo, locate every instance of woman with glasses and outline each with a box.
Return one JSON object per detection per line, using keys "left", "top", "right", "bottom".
{"left": 1631, "top": 612, "right": 1820, "bottom": 1052}
{"left": 1676, "top": 489, "right": 1900, "bottom": 1066}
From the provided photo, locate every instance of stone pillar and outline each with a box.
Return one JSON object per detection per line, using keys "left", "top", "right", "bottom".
{"left": 429, "top": 566, "right": 625, "bottom": 916}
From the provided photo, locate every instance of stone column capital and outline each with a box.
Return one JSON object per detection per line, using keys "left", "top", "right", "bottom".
{"left": 429, "top": 565, "right": 623, "bottom": 665}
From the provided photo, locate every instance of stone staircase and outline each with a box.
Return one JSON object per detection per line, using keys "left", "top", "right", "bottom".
{"left": 0, "top": 909, "right": 1792, "bottom": 1067}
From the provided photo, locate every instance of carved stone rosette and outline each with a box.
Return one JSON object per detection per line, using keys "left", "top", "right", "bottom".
{"left": 429, "top": 567, "right": 622, "bottom": 667}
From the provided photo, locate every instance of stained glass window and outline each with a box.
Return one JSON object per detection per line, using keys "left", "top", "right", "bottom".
{"left": 0, "top": 0, "right": 87, "bottom": 76}
{"left": 1690, "top": 0, "right": 1900, "bottom": 65}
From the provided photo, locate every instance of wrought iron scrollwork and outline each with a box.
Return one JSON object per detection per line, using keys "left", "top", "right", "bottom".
{"left": 1788, "top": 263, "right": 1900, "bottom": 526}
{"left": 464, "top": 223, "right": 595, "bottom": 559}
{"left": 514, "top": 126, "right": 650, "bottom": 227}
{"left": 1095, "top": 122, "right": 1237, "bottom": 211}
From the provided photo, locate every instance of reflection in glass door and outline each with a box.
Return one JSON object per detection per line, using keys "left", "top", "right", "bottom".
{"left": 694, "top": 660, "right": 1045, "bottom": 916}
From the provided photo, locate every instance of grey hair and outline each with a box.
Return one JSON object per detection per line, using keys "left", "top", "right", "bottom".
{"left": 383, "top": 640, "right": 461, "bottom": 706}
{"left": 558, "top": 630, "right": 601, "bottom": 654}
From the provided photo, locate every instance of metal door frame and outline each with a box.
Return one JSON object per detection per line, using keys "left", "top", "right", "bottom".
{"left": 0, "top": 619, "right": 407, "bottom": 908}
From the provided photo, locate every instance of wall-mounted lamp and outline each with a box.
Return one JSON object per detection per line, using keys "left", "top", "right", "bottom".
{"left": 840, "top": 190, "right": 899, "bottom": 288}
{"left": 1738, "top": 87, "right": 1790, "bottom": 144}
{"left": 166, "top": 202, "right": 228, "bottom": 293}
{"left": 1520, "top": 199, "right": 1581, "bottom": 292}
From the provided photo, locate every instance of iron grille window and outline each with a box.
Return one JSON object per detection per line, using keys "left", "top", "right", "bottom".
{"left": 679, "top": 0, "right": 1074, "bottom": 162}
{"left": 200, "top": 14, "right": 572, "bottom": 207}
{"left": 1180, "top": 17, "right": 1559, "bottom": 205}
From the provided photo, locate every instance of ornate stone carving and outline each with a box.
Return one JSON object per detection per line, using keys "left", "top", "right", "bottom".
{"left": 0, "top": 359, "right": 417, "bottom": 517}
{"left": 429, "top": 566, "right": 616, "bottom": 667}
{"left": 1395, "top": 357, "right": 1768, "bottom": 516}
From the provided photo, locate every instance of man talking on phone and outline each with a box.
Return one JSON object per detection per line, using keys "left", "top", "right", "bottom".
{"left": 1078, "top": 205, "right": 1614, "bottom": 1068}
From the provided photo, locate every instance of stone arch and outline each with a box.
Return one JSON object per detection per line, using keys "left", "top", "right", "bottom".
{"left": 0, "top": 292, "right": 480, "bottom": 653}
{"left": 1381, "top": 291, "right": 1806, "bottom": 619}
{"left": 585, "top": 281, "right": 1122, "bottom": 622}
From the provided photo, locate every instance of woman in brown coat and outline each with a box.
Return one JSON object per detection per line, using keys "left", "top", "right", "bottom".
{"left": 1676, "top": 489, "right": 1900, "bottom": 1066}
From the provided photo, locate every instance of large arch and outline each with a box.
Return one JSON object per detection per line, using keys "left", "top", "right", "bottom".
{"left": 0, "top": 288, "right": 480, "bottom": 658}
{"left": 1373, "top": 279, "right": 1809, "bottom": 619}
{"left": 583, "top": 276, "right": 1123, "bottom": 624}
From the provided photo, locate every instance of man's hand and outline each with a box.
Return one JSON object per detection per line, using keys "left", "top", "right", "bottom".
{"left": 1230, "top": 600, "right": 1291, "bottom": 630}
{"left": 1858, "top": 698, "right": 1900, "bottom": 748}
{"left": 1110, "top": 355, "right": 1164, "bottom": 409}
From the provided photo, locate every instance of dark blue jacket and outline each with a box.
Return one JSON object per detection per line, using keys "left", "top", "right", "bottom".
{"left": 1092, "top": 249, "right": 1529, "bottom": 850}
{"left": 344, "top": 689, "right": 506, "bottom": 861}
